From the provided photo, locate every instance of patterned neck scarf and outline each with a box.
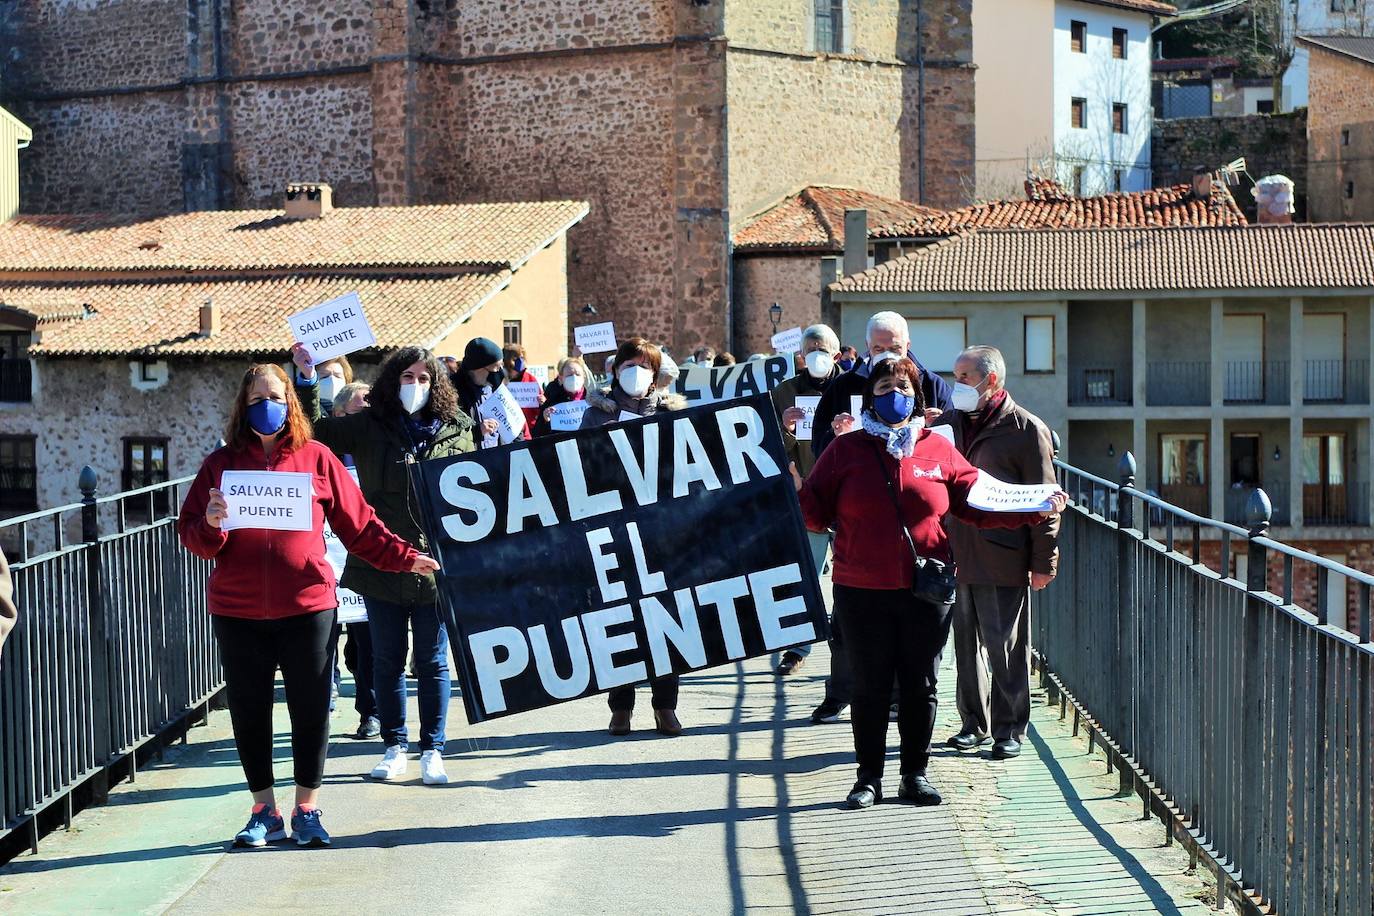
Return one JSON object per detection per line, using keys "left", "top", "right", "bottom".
{"left": 860, "top": 410, "right": 925, "bottom": 460}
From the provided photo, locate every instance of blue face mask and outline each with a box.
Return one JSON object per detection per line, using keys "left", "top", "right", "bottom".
{"left": 247, "top": 398, "right": 288, "bottom": 436}
{"left": 513, "top": 358, "right": 526, "bottom": 375}
{"left": 838, "top": 358, "right": 855, "bottom": 372}
{"left": 873, "top": 390, "right": 916, "bottom": 426}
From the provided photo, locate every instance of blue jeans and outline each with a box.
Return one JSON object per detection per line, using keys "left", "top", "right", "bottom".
{"left": 790, "top": 530, "right": 833, "bottom": 660}
{"left": 364, "top": 597, "right": 451, "bottom": 753}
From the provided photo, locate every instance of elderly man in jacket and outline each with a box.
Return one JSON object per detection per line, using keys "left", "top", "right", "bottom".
{"left": 942, "top": 346, "right": 1059, "bottom": 760}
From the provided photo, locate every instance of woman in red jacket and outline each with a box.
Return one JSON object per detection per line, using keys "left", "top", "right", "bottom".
{"left": 179, "top": 364, "right": 438, "bottom": 849}
{"left": 796, "top": 358, "right": 1065, "bottom": 810}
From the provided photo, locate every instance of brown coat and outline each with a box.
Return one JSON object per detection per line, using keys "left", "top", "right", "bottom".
{"left": 944, "top": 394, "right": 1060, "bottom": 586}
{"left": 769, "top": 370, "right": 837, "bottom": 480}
{"left": 0, "top": 547, "right": 15, "bottom": 656}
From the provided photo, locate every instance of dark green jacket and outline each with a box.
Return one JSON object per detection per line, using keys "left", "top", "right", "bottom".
{"left": 299, "top": 381, "right": 476, "bottom": 605}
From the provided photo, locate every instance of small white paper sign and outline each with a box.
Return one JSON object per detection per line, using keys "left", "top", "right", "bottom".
{"left": 618, "top": 410, "right": 642, "bottom": 424}
{"left": 221, "top": 470, "right": 313, "bottom": 532}
{"left": 574, "top": 321, "right": 618, "bottom": 354}
{"left": 928, "top": 425, "right": 956, "bottom": 445}
{"left": 966, "top": 471, "right": 1059, "bottom": 513}
{"left": 289, "top": 292, "right": 376, "bottom": 363}
{"left": 479, "top": 384, "right": 527, "bottom": 444}
{"left": 771, "top": 326, "right": 804, "bottom": 354}
{"left": 794, "top": 395, "right": 821, "bottom": 441}
{"left": 851, "top": 395, "right": 864, "bottom": 418}
{"left": 550, "top": 401, "right": 590, "bottom": 432}
{"left": 530, "top": 365, "right": 550, "bottom": 385}
{"left": 322, "top": 466, "right": 368, "bottom": 623}
{"left": 508, "top": 382, "right": 542, "bottom": 409}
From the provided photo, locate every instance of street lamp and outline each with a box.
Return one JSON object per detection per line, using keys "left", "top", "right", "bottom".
{"left": 769, "top": 302, "right": 782, "bottom": 334}
{"left": 581, "top": 303, "right": 598, "bottom": 316}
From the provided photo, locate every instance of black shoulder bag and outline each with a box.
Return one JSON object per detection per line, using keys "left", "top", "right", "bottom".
{"left": 871, "top": 445, "right": 958, "bottom": 605}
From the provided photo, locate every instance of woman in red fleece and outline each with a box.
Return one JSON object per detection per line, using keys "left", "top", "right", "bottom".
{"left": 179, "top": 364, "right": 438, "bottom": 849}
{"left": 796, "top": 357, "right": 1066, "bottom": 811}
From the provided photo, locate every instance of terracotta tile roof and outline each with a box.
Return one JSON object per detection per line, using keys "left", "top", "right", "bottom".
{"left": 873, "top": 177, "right": 1247, "bottom": 239}
{"left": 0, "top": 297, "right": 87, "bottom": 324}
{"left": 1077, "top": 0, "right": 1176, "bottom": 15}
{"left": 0, "top": 200, "right": 590, "bottom": 273}
{"left": 1297, "top": 35, "right": 1374, "bottom": 67}
{"left": 1152, "top": 56, "right": 1238, "bottom": 73}
{"left": 832, "top": 225, "right": 1374, "bottom": 296}
{"left": 20, "top": 273, "right": 512, "bottom": 357}
{"left": 732, "top": 186, "right": 943, "bottom": 252}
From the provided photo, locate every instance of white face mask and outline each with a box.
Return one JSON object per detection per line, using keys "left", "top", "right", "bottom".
{"left": 870, "top": 350, "right": 901, "bottom": 366}
{"left": 951, "top": 381, "right": 985, "bottom": 413}
{"left": 398, "top": 382, "right": 431, "bottom": 414}
{"left": 618, "top": 365, "right": 654, "bottom": 398}
{"left": 804, "top": 350, "right": 835, "bottom": 379}
{"left": 562, "top": 373, "right": 585, "bottom": 394}
{"left": 318, "top": 375, "right": 344, "bottom": 403}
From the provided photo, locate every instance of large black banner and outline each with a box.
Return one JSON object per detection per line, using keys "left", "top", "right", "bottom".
{"left": 409, "top": 394, "right": 828, "bottom": 723}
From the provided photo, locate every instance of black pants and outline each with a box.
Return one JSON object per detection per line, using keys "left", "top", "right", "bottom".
{"left": 342, "top": 622, "right": 377, "bottom": 720}
{"left": 607, "top": 675, "right": 679, "bottom": 712}
{"left": 213, "top": 609, "right": 336, "bottom": 792}
{"left": 836, "top": 584, "right": 953, "bottom": 784}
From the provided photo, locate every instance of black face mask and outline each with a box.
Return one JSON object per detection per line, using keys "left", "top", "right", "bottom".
{"left": 487, "top": 367, "right": 506, "bottom": 388}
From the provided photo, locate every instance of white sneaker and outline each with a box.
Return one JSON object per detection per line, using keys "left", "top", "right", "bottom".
{"left": 370, "top": 745, "right": 408, "bottom": 781}
{"left": 420, "top": 749, "right": 449, "bottom": 785}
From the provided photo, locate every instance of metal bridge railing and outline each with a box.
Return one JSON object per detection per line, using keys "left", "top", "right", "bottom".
{"left": 1040, "top": 453, "right": 1372, "bottom": 916}
{"left": 0, "top": 467, "right": 219, "bottom": 857}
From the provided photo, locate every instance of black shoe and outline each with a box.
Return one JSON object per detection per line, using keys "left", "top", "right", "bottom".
{"left": 898, "top": 774, "right": 942, "bottom": 806}
{"left": 991, "top": 739, "right": 1023, "bottom": 759}
{"left": 353, "top": 716, "right": 381, "bottom": 740}
{"left": 946, "top": 732, "right": 992, "bottom": 752}
{"left": 774, "top": 651, "right": 806, "bottom": 677}
{"left": 810, "top": 699, "right": 846, "bottom": 724}
{"left": 845, "top": 781, "right": 882, "bottom": 809}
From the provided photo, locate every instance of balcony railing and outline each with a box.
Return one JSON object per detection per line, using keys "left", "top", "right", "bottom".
{"left": 1159, "top": 483, "right": 1208, "bottom": 516}
{"left": 0, "top": 358, "right": 31, "bottom": 403}
{"left": 1146, "top": 361, "right": 1209, "bottom": 406}
{"left": 1304, "top": 359, "right": 1370, "bottom": 404}
{"left": 1222, "top": 360, "right": 1290, "bottom": 405}
{"left": 1224, "top": 483, "right": 1290, "bottom": 527}
{"left": 1302, "top": 481, "right": 1371, "bottom": 526}
{"left": 1068, "top": 366, "right": 1131, "bottom": 406}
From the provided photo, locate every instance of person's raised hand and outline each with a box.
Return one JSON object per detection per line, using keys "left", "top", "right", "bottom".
{"left": 290, "top": 342, "right": 315, "bottom": 380}
{"left": 482, "top": 418, "right": 500, "bottom": 437}
{"left": 923, "top": 407, "right": 945, "bottom": 425}
{"left": 782, "top": 406, "right": 806, "bottom": 433}
{"left": 1030, "top": 571, "right": 1056, "bottom": 591}
{"left": 410, "top": 554, "right": 441, "bottom": 575}
{"left": 543, "top": 406, "right": 555, "bottom": 422}
{"left": 1039, "top": 490, "right": 1070, "bottom": 517}
{"left": 832, "top": 412, "right": 856, "bottom": 437}
{"left": 205, "top": 488, "right": 229, "bottom": 529}
{"left": 789, "top": 462, "right": 803, "bottom": 493}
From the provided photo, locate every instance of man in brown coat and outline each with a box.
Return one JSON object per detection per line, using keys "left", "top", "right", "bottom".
{"left": 941, "top": 346, "right": 1059, "bottom": 760}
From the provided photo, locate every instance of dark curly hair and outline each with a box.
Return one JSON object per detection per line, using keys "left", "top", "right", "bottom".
{"left": 861, "top": 357, "right": 926, "bottom": 417}
{"left": 367, "top": 347, "right": 460, "bottom": 424}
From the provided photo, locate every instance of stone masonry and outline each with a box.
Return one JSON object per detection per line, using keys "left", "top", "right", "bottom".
{"left": 1153, "top": 111, "right": 1307, "bottom": 222}
{"left": 0, "top": 0, "right": 975, "bottom": 354}
{"left": 1305, "top": 44, "right": 1374, "bottom": 222}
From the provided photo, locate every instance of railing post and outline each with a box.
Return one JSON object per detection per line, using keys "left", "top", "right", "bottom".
{"left": 1116, "top": 452, "right": 1138, "bottom": 750}
{"left": 1245, "top": 489, "right": 1272, "bottom": 594}
{"left": 80, "top": 466, "right": 111, "bottom": 806}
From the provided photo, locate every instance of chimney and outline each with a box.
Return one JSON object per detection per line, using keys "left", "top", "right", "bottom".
{"left": 284, "top": 182, "right": 334, "bottom": 220}
{"left": 843, "top": 209, "right": 869, "bottom": 278}
{"left": 1191, "top": 167, "right": 1213, "bottom": 201}
{"left": 1251, "top": 175, "right": 1295, "bottom": 226}
{"left": 199, "top": 299, "right": 219, "bottom": 338}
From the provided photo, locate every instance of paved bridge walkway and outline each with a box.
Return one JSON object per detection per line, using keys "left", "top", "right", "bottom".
{"left": 1, "top": 637, "right": 1227, "bottom": 915}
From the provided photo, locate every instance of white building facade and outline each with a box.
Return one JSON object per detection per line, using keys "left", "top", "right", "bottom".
{"left": 1283, "top": 0, "right": 1374, "bottom": 109}
{"left": 1052, "top": 0, "right": 1157, "bottom": 195}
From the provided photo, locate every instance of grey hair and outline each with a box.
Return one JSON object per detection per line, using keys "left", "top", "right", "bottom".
{"left": 958, "top": 346, "right": 1007, "bottom": 389}
{"left": 865, "top": 311, "right": 908, "bottom": 344}
{"left": 802, "top": 324, "right": 840, "bottom": 353}
{"left": 333, "top": 381, "right": 372, "bottom": 416}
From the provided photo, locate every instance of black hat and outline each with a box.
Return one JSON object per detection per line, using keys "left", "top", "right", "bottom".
{"left": 460, "top": 337, "right": 503, "bottom": 372}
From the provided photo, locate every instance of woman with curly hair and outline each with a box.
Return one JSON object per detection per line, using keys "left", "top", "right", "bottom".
{"left": 293, "top": 344, "right": 474, "bottom": 787}
{"left": 179, "top": 363, "right": 436, "bottom": 847}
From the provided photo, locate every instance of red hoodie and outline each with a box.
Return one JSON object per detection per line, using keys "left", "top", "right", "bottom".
{"left": 800, "top": 428, "right": 1041, "bottom": 591}
{"left": 178, "top": 439, "right": 418, "bottom": 619}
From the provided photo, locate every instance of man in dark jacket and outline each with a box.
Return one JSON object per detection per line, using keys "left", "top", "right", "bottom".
{"left": 941, "top": 345, "right": 1059, "bottom": 761}
{"left": 811, "top": 311, "right": 953, "bottom": 457}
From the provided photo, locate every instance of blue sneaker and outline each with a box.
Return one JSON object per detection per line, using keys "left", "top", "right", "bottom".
{"left": 233, "top": 807, "right": 286, "bottom": 848}
{"left": 291, "top": 807, "right": 331, "bottom": 848}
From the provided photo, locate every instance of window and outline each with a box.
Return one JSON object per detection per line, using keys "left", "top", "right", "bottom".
{"left": 1256, "top": 99, "right": 1274, "bottom": 114}
{"left": 815, "top": 0, "right": 845, "bottom": 54}
{"left": 1024, "top": 316, "right": 1055, "bottom": 373}
{"left": 1070, "top": 20, "right": 1086, "bottom": 53}
{"left": 1342, "top": 128, "right": 1351, "bottom": 146}
{"left": 0, "top": 435, "right": 37, "bottom": 511}
{"left": 0, "top": 329, "right": 32, "bottom": 403}
{"left": 1072, "top": 166, "right": 1085, "bottom": 197}
{"left": 1112, "top": 102, "right": 1128, "bottom": 134}
{"left": 1160, "top": 433, "right": 1208, "bottom": 514}
{"left": 907, "top": 318, "right": 966, "bottom": 373}
{"left": 1071, "top": 97, "right": 1086, "bottom": 129}
{"left": 1112, "top": 27, "right": 1127, "bottom": 59}
{"left": 122, "top": 438, "right": 170, "bottom": 518}
{"left": 1345, "top": 181, "right": 1355, "bottom": 199}
{"left": 1113, "top": 169, "right": 1126, "bottom": 192}
{"left": 502, "top": 320, "right": 522, "bottom": 347}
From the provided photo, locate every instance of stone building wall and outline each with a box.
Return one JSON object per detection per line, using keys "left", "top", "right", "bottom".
{"left": 1152, "top": 112, "right": 1307, "bottom": 221}
{"left": 731, "top": 254, "right": 825, "bottom": 357}
{"left": 1306, "top": 48, "right": 1374, "bottom": 222}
